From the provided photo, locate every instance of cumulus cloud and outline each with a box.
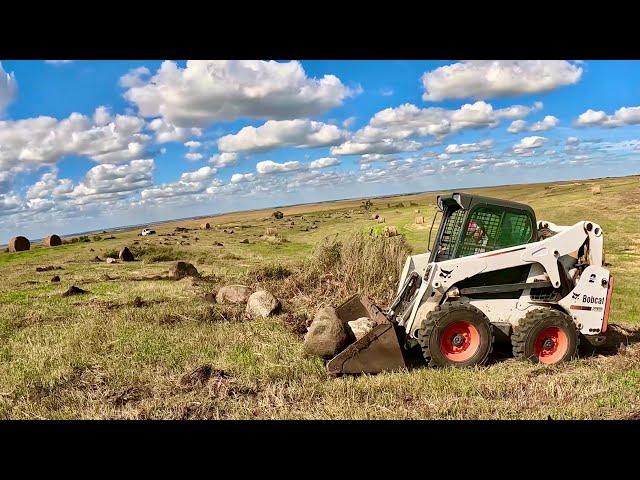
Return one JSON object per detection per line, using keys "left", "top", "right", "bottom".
{"left": 71, "top": 159, "right": 155, "bottom": 202}
{"left": 0, "top": 62, "right": 18, "bottom": 115}
{"left": 184, "top": 141, "right": 201, "bottom": 149}
{"left": 331, "top": 101, "right": 537, "bottom": 156}
{"left": 513, "top": 136, "right": 547, "bottom": 155}
{"left": 494, "top": 159, "right": 520, "bottom": 168}
{"left": 231, "top": 173, "right": 256, "bottom": 184}
{"left": 576, "top": 106, "right": 640, "bottom": 128}
{"left": 148, "top": 118, "right": 202, "bottom": 144}
{"left": 342, "top": 116, "right": 356, "bottom": 128}
{"left": 0, "top": 109, "right": 151, "bottom": 184}
{"left": 185, "top": 152, "right": 203, "bottom": 161}
{"left": 445, "top": 139, "right": 493, "bottom": 154}
{"left": 209, "top": 152, "right": 239, "bottom": 168}
{"left": 122, "top": 60, "right": 353, "bottom": 128}
{"left": 256, "top": 160, "right": 304, "bottom": 174}
{"left": 119, "top": 66, "right": 151, "bottom": 88}
{"left": 217, "top": 119, "right": 347, "bottom": 153}
{"left": 508, "top": 115, "right": 559, "bottom": 133}
{"left": 422, "top": 60, "right": 582, "bottom": 101}
{"left": 180, "top": 166, "right": 217, "bottom": 183}
{"left": 308, "top": 157, "right": 340, "bottom": 169}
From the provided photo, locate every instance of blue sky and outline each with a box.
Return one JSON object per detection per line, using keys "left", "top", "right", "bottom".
{"left": 1, "top": 60, "right": 639, "bottom": 243}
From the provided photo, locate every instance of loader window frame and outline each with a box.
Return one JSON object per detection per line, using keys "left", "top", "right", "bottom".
{"left": 456, "top": 204, "right": 534, "bottom": 258}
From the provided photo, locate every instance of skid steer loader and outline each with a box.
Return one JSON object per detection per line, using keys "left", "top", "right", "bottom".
{"left": 325, "top": 192, "right": 615, "bottom": 375}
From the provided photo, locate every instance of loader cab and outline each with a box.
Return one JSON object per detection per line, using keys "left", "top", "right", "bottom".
{"left": 429, "top": 193, "right": 537, "bottom": 263}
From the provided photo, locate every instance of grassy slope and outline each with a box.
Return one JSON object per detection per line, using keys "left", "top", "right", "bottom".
{"left": 1, "top": 176, "right": 639, "bottom": 419}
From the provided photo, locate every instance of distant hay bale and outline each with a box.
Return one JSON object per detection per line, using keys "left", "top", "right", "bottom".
{"left": 264, "top": 227, "right": 279, "bottom": 237}
{"left": 415, "top": 216, "right": 425, "bottom": 224}
{"left": 591, "top": 185, "right": 601, "bottom": 194}
{"left": 414, "top": 209, "right": 420, "bottom": 213}
{"left": 273, "top": 211, "right": 284, "bottom": 219}
{"left": 200, "top": 222, "right": 211, "bottom": 229}
{"left": 370, "top": 214, "right": 379, "bottom": 220}
{"left": 376, "top": 217, "right": 385, "bottom": 223}
{"left": 383, "top": 226, "right": 399, "bottom": 237}
{"left": 9, "top": 236, "right": 30, "bottom": 252}
{"left": 44, "top": 234, "right": 62, "bottom": 247}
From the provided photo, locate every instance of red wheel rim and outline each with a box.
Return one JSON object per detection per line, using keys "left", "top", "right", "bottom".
{"left": 534, "top": 326, "right": 568, "bottom": 364}
{"left": 440, "top": 321, "right": 481, "bottom": 362}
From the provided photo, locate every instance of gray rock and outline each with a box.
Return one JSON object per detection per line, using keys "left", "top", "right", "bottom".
{"left": 168, "top": 261, "right": 199, "bottom": 279}
{"left": 303, "top": 307, "right": 349, "bottom": 358}
{"left": 106, "top": 257, "right": 118, "bottom": 264}
{"left": 246, "top": 290, "right": 281, "bottom": 318}
{"left": 217, "top": 285, "right": 252, "bottom": 304}
{"left": 347, "top": 317, "right": 376, "bottom": 341}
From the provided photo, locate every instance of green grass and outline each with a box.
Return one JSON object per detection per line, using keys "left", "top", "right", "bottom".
{"left": 0, "top": 175, "right": 639, "bottom": 419}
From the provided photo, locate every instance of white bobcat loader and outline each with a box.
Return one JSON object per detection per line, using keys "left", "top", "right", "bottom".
{"left": 325, "top": 192, "right": 615, "bottom": 374}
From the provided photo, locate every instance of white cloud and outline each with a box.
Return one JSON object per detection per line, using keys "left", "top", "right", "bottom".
{"left": 494, "top": 160, "right": 519, "bottom": 168}
{"left": 148, "top": 118, "right": 202, "bottom": 144}
{"left": 185, "top": 152, "right": 203, "bottom": 161}
{"left": 422, "top": 60, "right": 582, "bottom": 101}
{"left": 217, "top": 119, "right": 347, "bottom": 153}
{"left": 0, "top": 194, "right": 22, "bottom": 216}
{"left": 508, "top": 115, "right": 559, "bottom": 133}
{"left": 0, "top": 62, "right": 18, "bottom": 115}
{"left": 576, "top": 106, "right": 640, "bottom": 128}
{"left": 71, "top": 159, "right": 155, "bottom": 202}
{"left": 184, "top": 140, "right": 201, "bottom": 149}
{"left": 231, "top": 173, "right": 256, "bottom": 184}
{"left": 122, "top": 60, "right": 353, "bottom": 128}
{"left": 445, "top": 139, "right": 493, "bottom": 154}
{"left": 331, "top": 101, "right": 537, "bottom": 156}
{"left": 567, "top": 136, "right": 580, "bottom": 145}
{"left": 179, "top": 166, "right": 217, "bottom": 183}
{"left": 308, "top": 157, "right": 340, "bottom": 169}
{"left": 342, "top": 116, "right": 356, "bottom": 128}
{"left": 256, "top": 160, "right": 304, "bottom": 174}
{"left": 209, "top": 152, "right": 239, "bottom": 168}
{"left": 380, "top": 88, "right": 394, "bottom": 96}
{"left": 119, "top": 66, "right": 151, "bottom": 88}
{"left": 45, "top": 60, "right": 74, "bottom": 65}
{"left": 513, "top": 136, "right": 547, "bottom": 155}
{"left": 0, "top": 109, "right": 151, "bottom": 183}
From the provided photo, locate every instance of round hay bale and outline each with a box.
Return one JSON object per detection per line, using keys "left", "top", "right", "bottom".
{"left": 264, "top": 227, "right": 279, "bottom": 237}
{"left": 273, "top": 210, "right": 284, "bottom": 219}
{"left": 415, "top": 216, "right": 425, "bottom": 224}
{"left": 200, "top": 222, "right": 210, "bottom": 229}
{"left": 384, "top": 226, "right": 399, "bottom": 237}
{"left": 44, "top": 234, "right": 62, "bottom": 247}
{"left": 591, "top": 185, "right": 601, "bottom": 194}
{"left": 376, "top": 217, "right": 385, "bottom": 223}
{"left": 9, "top": 236, "right": 30, "bottom": 252}
{"left": 370, "top": 214, "right": 379, "bottom": 220}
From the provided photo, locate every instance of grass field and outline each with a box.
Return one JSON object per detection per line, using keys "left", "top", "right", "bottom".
{"left": 1, "top": 175, "right": 639, "bottom": 419}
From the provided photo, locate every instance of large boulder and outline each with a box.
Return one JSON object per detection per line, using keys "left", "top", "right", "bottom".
{"left": 216, "top": 285, "right": 252, "bottom": 304}
{"left": 246, "top": 290, "right": 281, "bottom": 318}
{"left": 119, "top": 247, "right": 134, "bottom": 262}
{"left": 169, "top": 261, "right": 199, "bottom": 279}
{"left": 303, "top": 307, "right": 349, "bottom": 358}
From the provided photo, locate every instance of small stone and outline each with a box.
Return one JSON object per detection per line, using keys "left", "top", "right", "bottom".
{"left": 347, "top": 317, "right": 376, "bottom": 341}
{"left": 106, "top": 257, "right": 118, "bottom": 264}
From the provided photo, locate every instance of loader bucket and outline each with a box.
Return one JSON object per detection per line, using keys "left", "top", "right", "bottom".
{"left": 326, "top": 294, "right": 407, "bottom": 375}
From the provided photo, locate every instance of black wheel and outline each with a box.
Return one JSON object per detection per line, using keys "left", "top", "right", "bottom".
{"left": 416, "top": 301, "right": 493, "bottom": 368}
{"left": 511, "top": 309, "right": 579, "bottom": 364}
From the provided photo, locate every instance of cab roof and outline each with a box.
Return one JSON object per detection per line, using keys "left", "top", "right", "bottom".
{"left": 438, "top": 192, "right": 536, "bottom": 219}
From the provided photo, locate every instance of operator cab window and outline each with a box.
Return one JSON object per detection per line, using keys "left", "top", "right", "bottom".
{"left": 458, "top": 206, "right": 533, "bottom": 258}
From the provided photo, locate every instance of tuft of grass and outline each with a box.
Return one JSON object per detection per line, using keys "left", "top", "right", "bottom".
{"left": 130, "top": 245, "right": 188, "bottom": 263}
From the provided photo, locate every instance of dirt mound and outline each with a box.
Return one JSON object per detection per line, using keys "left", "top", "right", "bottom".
{"left": 44, "top": 234, "right": 62, "bottom": 247}
{"left": 35, "top": 266, "right": 62, "bottom": 272}
{"left": 179, "top": 365, "right": 230, "bottom": 389}
{"left": 62, "top": 285, "right": 87, "bottom": 297}
{"left": 51, "top": 275, "right": 61, "bottom": 283}
{"left": 9, "top": 236, "right": 30, "bottom": 252}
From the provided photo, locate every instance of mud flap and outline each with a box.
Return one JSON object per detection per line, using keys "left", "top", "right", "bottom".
{"left": 326, "top": 294, "right": 407, "bottom": 375}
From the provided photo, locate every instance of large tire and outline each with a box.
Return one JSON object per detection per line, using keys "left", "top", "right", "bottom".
{"left": 416, "top": 301, "right": 494, "bottom": 368}
{"left": 512, "top": 309, "right": 578, "bottom": 364}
